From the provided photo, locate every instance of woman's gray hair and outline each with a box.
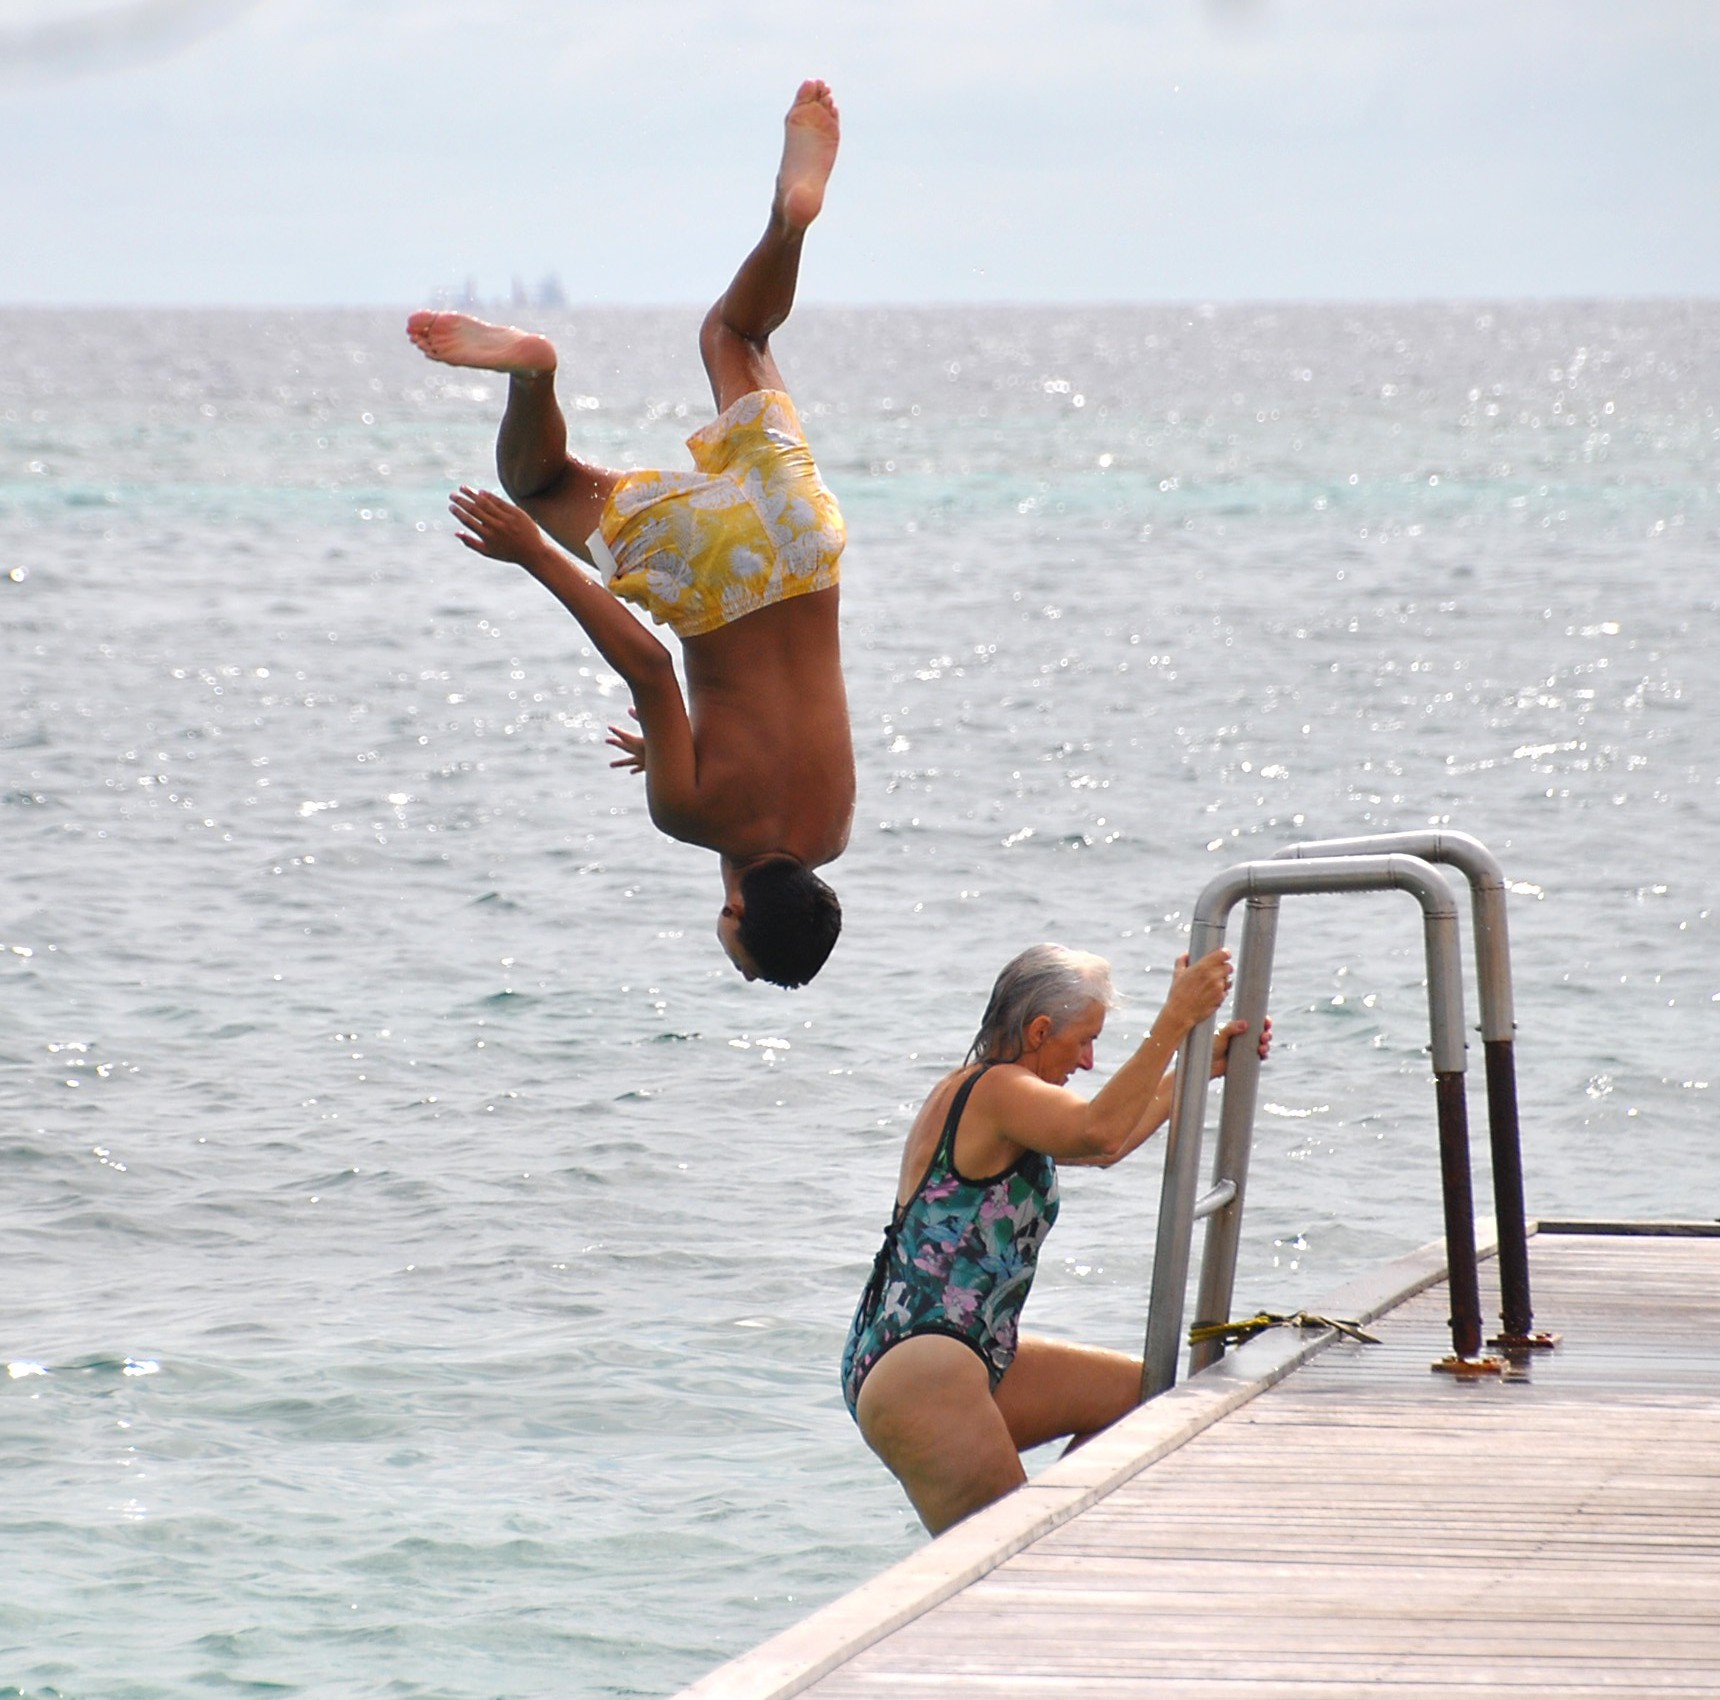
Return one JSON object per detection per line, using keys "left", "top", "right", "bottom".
{"left": 966, "top": 943, "right": 1118, "bottom": 1064}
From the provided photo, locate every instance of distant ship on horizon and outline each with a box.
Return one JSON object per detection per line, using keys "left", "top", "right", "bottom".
{"left": 428, "top": 273, "right": 568, "bottom": 313}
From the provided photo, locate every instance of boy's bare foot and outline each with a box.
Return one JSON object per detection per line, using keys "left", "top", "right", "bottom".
{"left": 776, "top": 78, "right": 840, "bottom": 232}
{"left": 405, "top": 310, "right": 557, "bottom": 377}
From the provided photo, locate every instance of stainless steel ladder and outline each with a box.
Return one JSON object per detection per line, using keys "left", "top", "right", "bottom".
{"left": 1140, "top": 831, "right": 1553, "bottom": 1401}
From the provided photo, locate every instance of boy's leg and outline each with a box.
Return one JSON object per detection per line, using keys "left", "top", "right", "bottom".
{"left": 699, "top": 79, "right": 840, "bottom": 413}
{"left": 407, "top": 311, "right": 620, "bottom": 562}
{"left": 495, "top": 370, "right": 621, "bottom": 562}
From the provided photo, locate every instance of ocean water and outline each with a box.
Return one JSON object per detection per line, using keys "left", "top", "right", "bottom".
{"left": 2, "top": 301, "right": 1716, "bottom": 1699}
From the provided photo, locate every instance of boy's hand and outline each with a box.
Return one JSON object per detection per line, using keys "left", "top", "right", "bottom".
{"left": 606, "top": 707, "right": 647, "bottom": 774}
{"left": 449, "top": 486, "right": 545, "bottom": 565}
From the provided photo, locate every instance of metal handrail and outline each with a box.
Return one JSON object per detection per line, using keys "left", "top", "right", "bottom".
{"left": 1140, "top": 853, "right": 1478, "bottom": 1401}
{"left": 1272, "top": 831, "right": 1541, "bottom": 1347}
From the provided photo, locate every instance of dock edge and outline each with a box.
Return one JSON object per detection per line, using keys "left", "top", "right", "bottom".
{"left": 670, "top": 1222, "right": 1502, "bottom": 1700}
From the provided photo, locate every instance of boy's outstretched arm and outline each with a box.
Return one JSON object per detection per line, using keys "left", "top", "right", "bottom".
{"left": 448, "top": 487, "right": 701, "bottom": 833}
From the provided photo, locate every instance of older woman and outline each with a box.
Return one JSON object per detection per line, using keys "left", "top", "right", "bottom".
{"left": 842, "top": 944, "right": 1268, "bottom": 1534}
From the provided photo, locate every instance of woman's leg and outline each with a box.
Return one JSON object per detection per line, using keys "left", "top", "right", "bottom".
{"left": 855, "top": 1336, "right": 1025, "bottom": 1535}
{"left": 992, "top": 1335, "right": 1142, "bottom": 1453}
{"left": 699, "top": 79, "right": 840, "bottom": 413}
{"left": 405, "top": 312, "right": 620, "bottom": 561}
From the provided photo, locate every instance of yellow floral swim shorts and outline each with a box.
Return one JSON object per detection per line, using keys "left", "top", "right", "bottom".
{"left": 587, "top": 390, "right": 846, "bottom": 639}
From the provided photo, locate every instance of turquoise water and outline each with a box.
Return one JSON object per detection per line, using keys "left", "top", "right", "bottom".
{"left": 2, "top": 302, "right": 1716, "bottom": 1698}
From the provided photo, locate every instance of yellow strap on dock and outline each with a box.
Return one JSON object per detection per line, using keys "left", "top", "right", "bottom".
{"left": 1188, "top": 1310, "right": 1381, "bottom": 1348}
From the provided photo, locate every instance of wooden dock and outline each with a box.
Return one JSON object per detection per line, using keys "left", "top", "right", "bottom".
{"left": 676, "top": 1224, "right": 1720, "bottom": 1699}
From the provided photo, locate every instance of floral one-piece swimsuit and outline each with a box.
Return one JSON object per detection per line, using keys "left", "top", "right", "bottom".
{"left": 841, "top": 1063, "right": 1060, "bottom": 1418}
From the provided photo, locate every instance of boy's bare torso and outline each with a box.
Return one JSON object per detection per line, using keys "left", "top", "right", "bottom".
{"left": 676, "top": 587, "right": 854, "bottom": 866}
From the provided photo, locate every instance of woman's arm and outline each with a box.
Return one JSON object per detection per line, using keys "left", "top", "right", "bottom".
{"left": 1063, "top": 1013, "right": 1274, "bottom": 1168}
{"left": 983, "top": 950, "right": 1236, "bottom": 1163}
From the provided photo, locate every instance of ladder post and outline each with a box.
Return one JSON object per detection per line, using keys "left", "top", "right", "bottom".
{"left": 1436, "top": 1071, "right": 1483, "bottom": 1358}
{"left": 1463, "top": 854, "right": 1538, "bottom": 1345}
{"left": 1187, "top": 894, "right": 1279, "bottom": 1374}
{"left": 1484, "top": 1038, "right": 1534, "bottom": 1340}
{"left": 1140, "top": 902, "right": 1231, "bottom": 1402}
{"left": 1430, "top": 836, "right": 1535, "bottom": 1344}
{"left": 1421, "top": 898, "right": 1484, "bottom": 1361}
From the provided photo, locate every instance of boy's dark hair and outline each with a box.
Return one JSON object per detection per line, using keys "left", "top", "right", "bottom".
{"left": 737, "top": 857, "right": 842, "bottom": 988}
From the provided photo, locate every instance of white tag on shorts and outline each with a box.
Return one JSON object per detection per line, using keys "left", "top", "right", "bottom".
{"left": 586, "top": 529, "right": 622, "bottom": 583}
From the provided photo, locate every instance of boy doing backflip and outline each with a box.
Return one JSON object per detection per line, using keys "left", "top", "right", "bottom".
{"left": 407, "top": 81, "right": 851, "bottom": 988}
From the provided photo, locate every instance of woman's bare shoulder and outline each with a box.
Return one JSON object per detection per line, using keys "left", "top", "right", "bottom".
{"left": 967, "top": 1064, "right": 1097, "bottom": 1160}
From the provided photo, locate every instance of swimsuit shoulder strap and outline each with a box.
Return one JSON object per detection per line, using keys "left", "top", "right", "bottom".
{"left": 892, "top": 1063, "right": 996, "bottom": 1222}
{"left": 934, "top": 1062, "right": 995, "bottom": 1166}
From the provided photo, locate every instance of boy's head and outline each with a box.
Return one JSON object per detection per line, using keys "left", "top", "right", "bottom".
{"left": 717, "top": 855, "right": 841, "bottom": 988}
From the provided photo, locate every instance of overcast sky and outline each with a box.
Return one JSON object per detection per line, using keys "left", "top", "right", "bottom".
{"left": 3, "top": 0, "right": 1716, "bottom": 307}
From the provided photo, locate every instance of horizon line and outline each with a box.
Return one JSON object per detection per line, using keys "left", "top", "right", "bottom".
{"left": 2, "top": 291, "right": 1716, "bottom": 314}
